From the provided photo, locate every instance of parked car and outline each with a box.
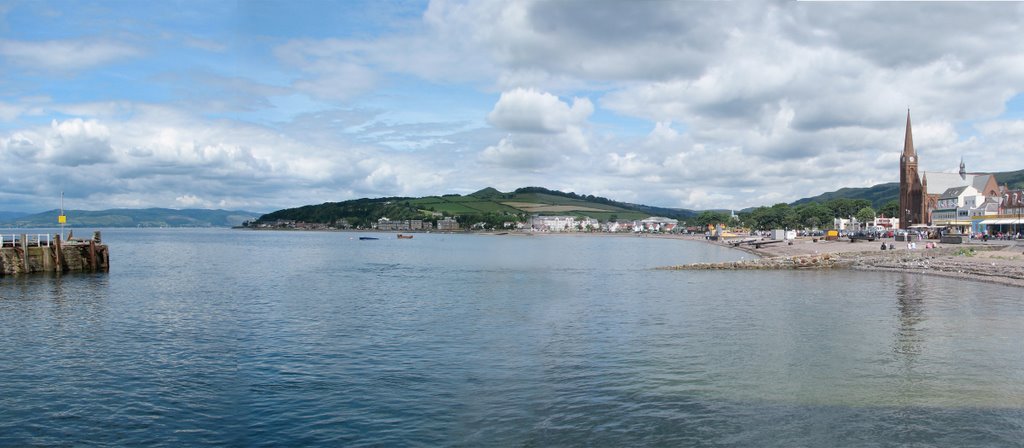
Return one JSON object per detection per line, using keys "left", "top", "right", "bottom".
{"left": 848, "top": 231, "right": 877, "bottom": 242}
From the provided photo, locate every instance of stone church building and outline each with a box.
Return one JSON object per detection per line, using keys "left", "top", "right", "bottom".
{"left": 898, "top": 111, "right": 1000, "bottom": 230}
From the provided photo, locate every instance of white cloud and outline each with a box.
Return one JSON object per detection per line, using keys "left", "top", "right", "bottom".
{"left": 274, "top": 39, "right": 378, "bottom": 102}
{"left": 487, "top": 88, "right": 592, "bottom": 133}
{"left": 479, "top": 89, "right": 593, "bottom": 171}
{"left": 0, "top": 101, "right": 474, "bottom": 212}
{"left": 175, "top": 194, "right": 207, "bottom": 208}
{"left": 479, "top": 136, "right": 559, "bottom": 170}
{"left": 4, "top": 1, "right": 1024, "bottom": 213}
{"left": 1, "top": 133, "right": 39, "bottom": 160}
{"left": 0, "top": 102, "right": 22, "bottom": 121}
{"left": 44, "top": 118, "right": 115, "bottom": 166}
{"left": 0, "top": 38, "right": 140, "bottom": 70}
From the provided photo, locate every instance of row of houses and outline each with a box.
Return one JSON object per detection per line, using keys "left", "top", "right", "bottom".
{"left": 374, "top": 217, "right": 462, "bottom": 231}
{"left": 253, "top": 219, "right": 342, "bottom": 230}
{"left": 375, "top": 218, "right": 431, "bottom": 231}
{"left": 264, "top": 215, "right": 683, "bottom": 233}
{"left": 526, "top": 215, "right": 679, "bottom": 233}
{"left": 833, "top": 216, "right": 900, "bottom": 232}
{"left": 929, "top": 179, "right": 1024, "bottom": 234}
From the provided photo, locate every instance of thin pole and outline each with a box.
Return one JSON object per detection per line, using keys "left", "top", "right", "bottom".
{"left": 60, "top": 192, "right": 65, "bottom": 240}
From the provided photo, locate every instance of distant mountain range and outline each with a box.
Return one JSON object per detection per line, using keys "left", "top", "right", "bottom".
{"left": 0, "top": 208, "right": 260, "bottom": 228}
{"left": 0, "top": 211, "right": 29, "bottom": 221}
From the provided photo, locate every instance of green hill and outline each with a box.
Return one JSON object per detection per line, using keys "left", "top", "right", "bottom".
{"left": 256, "top": 187, "right": 698, "bottom": 228}
{"left": 792, "top": 168, "right": 1024, "bottom": 209}
{"left": 0, "top": 208, "right": 260, "bottom": 228}
{"left": 994, "top": 169, "right": 1024, "bottom": 189}
{"left": 791, "top": 183, "right": 899, "bottom": 209}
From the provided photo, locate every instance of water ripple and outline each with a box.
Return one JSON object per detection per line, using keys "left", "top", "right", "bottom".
{"left": 2, "top": 229, "right": 1023, "bottom": 446}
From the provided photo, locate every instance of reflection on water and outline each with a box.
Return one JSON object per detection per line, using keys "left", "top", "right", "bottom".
{"left": 891, "top": 273, "right": 928, "bottom": 408}
{"left": 1, "top": 229, "right": 1023, "bottom": 447}
{"left": 894, "top": 273, "right": 926, "bottom": 357}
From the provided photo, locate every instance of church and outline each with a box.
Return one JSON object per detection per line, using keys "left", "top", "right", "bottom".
{"left": 898, "top": 110, "right": 1002, "bottom": 231}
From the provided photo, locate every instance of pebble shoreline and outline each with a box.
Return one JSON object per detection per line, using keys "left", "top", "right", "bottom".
{"left": 662, "top": 238, "right": 1024, "bottom": 288}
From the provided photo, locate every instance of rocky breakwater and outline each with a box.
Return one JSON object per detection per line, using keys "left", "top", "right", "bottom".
{"left": 660, "top": 253, "right": 845, "bottom": 271}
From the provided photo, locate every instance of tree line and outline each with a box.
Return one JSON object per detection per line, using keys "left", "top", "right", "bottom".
{"left": 690, "top": 198, "right": 900, "bottom": 231}
{"left": 256, "top": 197, "right": 526, "bottom": 229}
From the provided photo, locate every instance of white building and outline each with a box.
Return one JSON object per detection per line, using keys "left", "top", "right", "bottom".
{"left": 834, "top": 217, "right": 900, "bottom": 232}
{"left": 634, "top": 217, "right": 679, "bottom": 232}
{"left": 931, "top": 185, "right": 978, "bottom": 228}
{"left": 529, "top": 215, "right": 576, "bottom": 232}
{"left": 527, "top": 215, "right": 600, "bottom": 232}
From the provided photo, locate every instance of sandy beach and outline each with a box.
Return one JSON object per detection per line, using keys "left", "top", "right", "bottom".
{"left": 671, "top": 235, "right": 1024, "bottom": 288}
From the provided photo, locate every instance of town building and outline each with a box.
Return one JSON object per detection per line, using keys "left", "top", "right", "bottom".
{"left": 975, "top": 189, "right": 1024, "bottom": 236}
{"left": 833, "top": 217, "right": 899, "bottom": 232}
{"left": 525, "top": 215, "right": 604, "bottom": 232}
{"left": 436, "top": 217, "right": 460, "bottom": 231}
{"left": 604, "top": 221, "right": 635, "bottom": 233}
{"left": 930, "top": 185, "right": 980, "bottom": 232}
{"left": 635, "top": 217, "right": 679, "bottom": 232}
{"left": 899, "top": 111, "right": 926, "bottom": 229}
{"left": 899, "top": 110, "right": 1000, "bottom": 230}
{"left": 376, "top": 218, "right": 432, "bottom": 231}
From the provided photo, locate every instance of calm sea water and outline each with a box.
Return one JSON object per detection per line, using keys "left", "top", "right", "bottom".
{"left": 1, "top": 228, "right": 1022, "bottom": 446}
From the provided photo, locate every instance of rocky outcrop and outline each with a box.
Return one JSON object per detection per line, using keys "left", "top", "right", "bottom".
{"left": 660, "top": 253, "right": 843, "bottom": 270}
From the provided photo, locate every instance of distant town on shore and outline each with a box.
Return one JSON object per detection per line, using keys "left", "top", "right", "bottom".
{"left": 250, "top": 113, "right": 1024, "bottom": 237}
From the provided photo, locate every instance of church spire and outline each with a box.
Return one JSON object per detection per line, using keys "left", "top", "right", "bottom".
{"left": 903, "top": 109, "right": 915, "bottom": 158}
{"left": 959, "top": 156, "right": 966, "bottom": 179}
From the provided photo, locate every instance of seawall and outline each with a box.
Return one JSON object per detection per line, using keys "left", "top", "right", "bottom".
{"left": 0, "top": 232, "right": 110, "bottom": 275}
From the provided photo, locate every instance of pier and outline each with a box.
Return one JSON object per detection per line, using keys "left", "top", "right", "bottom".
{"left": 0, "top": 231, "right": 109, "bottom": 275}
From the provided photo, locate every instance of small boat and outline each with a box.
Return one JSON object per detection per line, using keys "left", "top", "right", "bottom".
{"left": 359, "top": 236, "right": 379, "bottom": 240}
{"left": 397, "top": 234, "right": 414, "bottom": 239}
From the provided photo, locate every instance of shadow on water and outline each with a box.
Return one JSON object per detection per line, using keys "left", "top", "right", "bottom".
{"left": 0, "top": 271, "right": 109, "bottom": 302}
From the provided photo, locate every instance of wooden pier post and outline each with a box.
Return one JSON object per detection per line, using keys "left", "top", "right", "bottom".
{"left": 20, "top": 234, "right": 28, "bottom": 274}
{"left": 54, "top": 234, "right": 63, "bottom": 273}
{"left": 88, "top": 240, "right": 97, "bottom": 272}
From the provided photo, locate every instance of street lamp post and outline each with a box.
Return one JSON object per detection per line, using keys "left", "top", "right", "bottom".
{"left": 1011, "top": 192, "right": 1021, "bottom": 239}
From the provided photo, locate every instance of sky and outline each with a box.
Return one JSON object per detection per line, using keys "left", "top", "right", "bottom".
{"left": 2, "top": 0, "right": 1024, "bottom": 213}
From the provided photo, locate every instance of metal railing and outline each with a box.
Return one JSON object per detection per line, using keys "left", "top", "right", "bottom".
{"left": 0, "top": 234, "right": 53, "bottom": 248}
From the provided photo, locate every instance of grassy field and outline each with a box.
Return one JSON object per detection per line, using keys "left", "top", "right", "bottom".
{"left": 500, "top": 202, "right": 610, "bottom": 213}
{"left": 406, "top": 191, "right": 643, "bottom": 217}
{"left": 509, "top": 193, "right": 634, "bottom": 211}
{"left": 408, "top": 196, "right": 522, "bottom": 215}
